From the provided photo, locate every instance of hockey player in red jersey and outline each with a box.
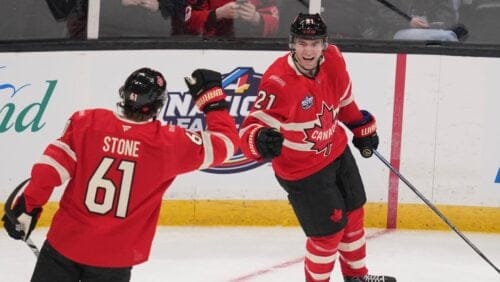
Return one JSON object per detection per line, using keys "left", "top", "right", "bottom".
{"left": 2, "top": 67, "right": 239, "bottom": 281}
{"left": 239, "top": 13, "right": 396, "bottom": 282}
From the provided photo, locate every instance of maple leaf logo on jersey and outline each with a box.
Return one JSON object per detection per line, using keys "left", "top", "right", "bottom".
{"left": 304, "top": 102, "right": 337, "bottom": 156}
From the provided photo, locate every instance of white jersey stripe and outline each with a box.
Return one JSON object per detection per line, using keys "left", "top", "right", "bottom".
{"left": 37, "top": 155, "right": 70, "bottom": 183}
{"left": 52, "top": 140, "right": 77, "bottom": 161}
{"left": 200, "top": 131, "right": 214, "bottom": 169}
{"left": 283, "top": 140, "right": 311, "bottom": 151}
{"left": 209, "top": 131, "right": 235, "bottom": 162}
{"left": 339, "top": 79, "right": 352, "bottom": 106}
{"left": 250, "top": 108, "right": 341, "bottom": 133}
{"left": 339, "top": 94, "right": 354, "bottom": 108}
{"left": 249, "top": 111, "right": 282, "bottom": 129}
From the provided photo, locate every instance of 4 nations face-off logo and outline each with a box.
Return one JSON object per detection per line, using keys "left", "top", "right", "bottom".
{"left": 161, "top": 67, "right": 265, "bottom": 174}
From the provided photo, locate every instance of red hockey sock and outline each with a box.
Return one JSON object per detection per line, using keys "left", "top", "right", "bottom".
{"left": 338, "top": 207, "right": 368, "bottom": 277}
{"left": 304, "top": 232, "right": 343, "bottom": 282}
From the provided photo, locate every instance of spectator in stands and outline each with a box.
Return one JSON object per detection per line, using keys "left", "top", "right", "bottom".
{"left": 66, "top": 0, "right": 87, "bottom": 39}
{"left": 375, "top": 0, "right": 459, "bottom": 41}
{"left": 45, "top": 0, "right": 88, "bottom": 39}
{"left": 122, "top": 0, "right": 279, "bottom": 38}
{"left": 175, "top": 0, "right": 279, "bottom": 37}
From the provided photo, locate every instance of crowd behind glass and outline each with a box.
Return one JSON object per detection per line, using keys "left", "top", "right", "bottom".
{"left": 1, "top": 0, "right": 499, "bottom": 45}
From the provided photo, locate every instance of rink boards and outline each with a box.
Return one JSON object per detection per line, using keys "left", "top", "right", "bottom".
{"left": 0, "top": 50, "right": 498, "bottom": 232}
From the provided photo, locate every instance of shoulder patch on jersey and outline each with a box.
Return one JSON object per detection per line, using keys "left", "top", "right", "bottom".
{"left": 269, "top": 75, "right": 286, "bottom": 88}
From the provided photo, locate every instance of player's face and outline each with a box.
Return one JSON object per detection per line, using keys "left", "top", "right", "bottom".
{"left": 293, "top": 38, "right": 324, "bottom": 70}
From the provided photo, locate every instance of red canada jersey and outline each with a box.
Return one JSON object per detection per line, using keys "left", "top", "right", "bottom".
{"left": 240, "top": 45, "right": 364, "bottom": 181}
{"left": 23, "top": 108, "right": 238, "bottom": 267}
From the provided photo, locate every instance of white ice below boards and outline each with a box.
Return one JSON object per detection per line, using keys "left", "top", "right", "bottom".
{"left": 1, "top": 227, "right": 499, "bottom": 281}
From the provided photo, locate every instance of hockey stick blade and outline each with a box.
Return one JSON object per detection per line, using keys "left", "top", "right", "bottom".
{"left": 373, "top": 150, "right": 500, "bottom": 274}
{"left": 4, "top": 178, "right": 40, "bottom": 257}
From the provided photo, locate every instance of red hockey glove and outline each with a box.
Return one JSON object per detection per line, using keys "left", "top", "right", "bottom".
{"left": 255, "top": 127, "right": 284, "bottom": 159}
{"left": 184, "top": 69, "right": 228, "bottom": 113}
{"left": 2, "top": 194, "right": 42, "bottom": 241}
{"left": 347, "top": 110, "right": 379, "bottom": 158}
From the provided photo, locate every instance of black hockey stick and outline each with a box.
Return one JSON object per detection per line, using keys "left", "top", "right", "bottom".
{"left": 376, "top": 0, "right": 411, "bottom": 21}
{"left": 4, "top": 178, "right": 40, "bottom": 257}
{"left": 373, "top": 150, "right": 500, "bottom": 274}
{"left": 375, "top": 0, "right": 469, "bottom": 41}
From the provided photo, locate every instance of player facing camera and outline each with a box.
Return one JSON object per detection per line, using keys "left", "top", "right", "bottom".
{"left": 289, "top": 13, "right": 329, "bottom": 77}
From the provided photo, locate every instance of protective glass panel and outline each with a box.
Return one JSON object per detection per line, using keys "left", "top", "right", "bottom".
{"left": 0, "top": 0, "right": 77, "bottom": 40}
{"left": 1, "top": 0, "right": 500, "bottom": 45}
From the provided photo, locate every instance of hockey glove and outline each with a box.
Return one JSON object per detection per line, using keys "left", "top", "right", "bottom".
{"left": 2, "top": 194, "right": 42, "bottom": 241}
{"left": 347, "top": 110, "right": 379, "bottom": 158}
{"left": 184, "top": 69, "right": 228, "bottom": 113}
{"left": 256, "top": 127, "right": 284, "bottom": 159}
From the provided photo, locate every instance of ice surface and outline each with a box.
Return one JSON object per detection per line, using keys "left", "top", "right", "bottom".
{"left": 1, "top": 227, "right": 499, "bottom": 281}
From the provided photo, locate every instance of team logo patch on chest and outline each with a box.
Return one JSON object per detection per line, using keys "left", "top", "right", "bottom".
{"left": 303, "top": 102, "right": 337, "bottom": 156}
{"left": 301, "top": 95, "right": 314, "bottom": 110}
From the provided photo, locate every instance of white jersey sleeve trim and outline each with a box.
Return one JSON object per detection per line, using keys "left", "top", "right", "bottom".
{"left": 249, "top": 111, "right": 318, "bottom": 131}
{"left": 52, "top": 140, "right": 77, "bottom": 161}
{"left": 339, "top": 80, "right": 353, "bottom": 108}
{"left": 199, "top": 131, "right": 214, "bottom": 169}
{"left": 248, "top": 111, "right": 282, "bottom": 129}
{"left": 283, "top": 140, "right": 312, "bottom": 151}
{"left": 209, "top": 131, "right": 235, "bottom": 162}
{"left": 37, "top": 155, "right": 71, "bottom": 183}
